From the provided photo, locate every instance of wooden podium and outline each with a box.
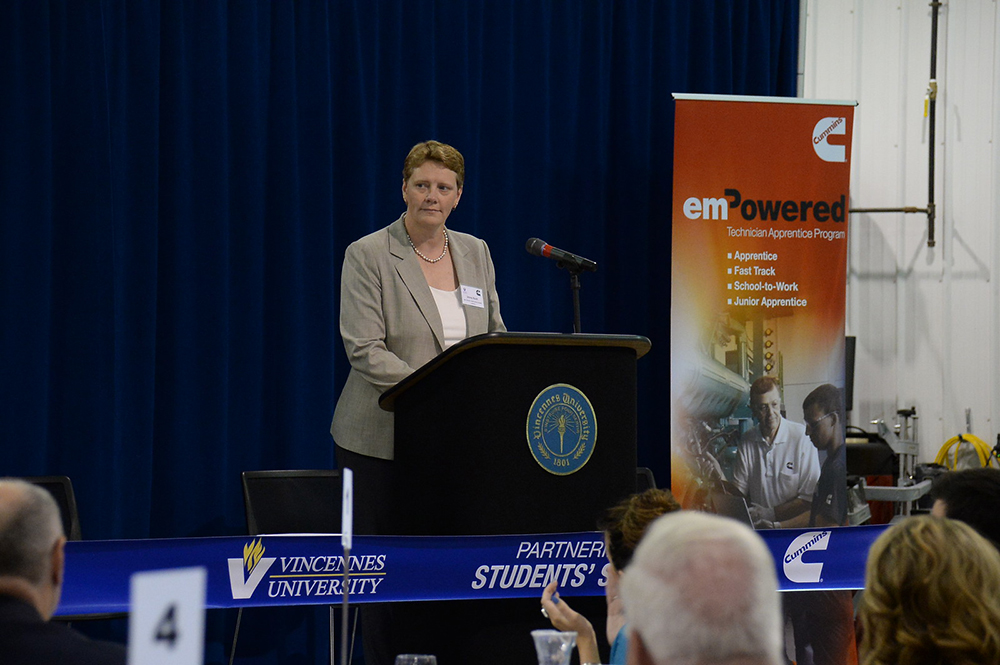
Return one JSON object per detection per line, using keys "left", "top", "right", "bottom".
{"left": 377, "top": 332, "right": 650, "bottom": 665}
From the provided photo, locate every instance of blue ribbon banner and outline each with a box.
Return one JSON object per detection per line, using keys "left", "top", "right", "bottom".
{"left": 57, "top": 525, "right": 888, "bottom": 617}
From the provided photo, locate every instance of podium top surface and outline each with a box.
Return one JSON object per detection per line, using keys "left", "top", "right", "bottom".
{"left": 379, "top": 332, "right": 651, "bottom": 411}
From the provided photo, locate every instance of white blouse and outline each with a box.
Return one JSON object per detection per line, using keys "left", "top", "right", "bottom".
{"left": 429, "top": 286, "right": 467, "bottom": 349}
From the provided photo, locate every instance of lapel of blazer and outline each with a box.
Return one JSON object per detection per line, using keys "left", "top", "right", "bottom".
{"left": 449, "top": 232, "right": 485, "bottom": 335}
{"left": 388, "top": 216, "right": 446, "bottom": 350}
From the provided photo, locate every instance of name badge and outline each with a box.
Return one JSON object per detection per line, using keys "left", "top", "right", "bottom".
{"left": 461, "top": 285, "right": 485, "bottom": 309}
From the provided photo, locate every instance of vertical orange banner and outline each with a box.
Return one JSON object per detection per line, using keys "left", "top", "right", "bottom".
{"left": 669, "top": 93, "right": 858, "bottom": 665}
{"left": 670, "top": 94, "right": 854, "bottom": 507}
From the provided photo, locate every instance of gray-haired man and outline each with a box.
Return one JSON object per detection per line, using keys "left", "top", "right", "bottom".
{"left": 0, "top": 477, "right": 126, "bottom": 664}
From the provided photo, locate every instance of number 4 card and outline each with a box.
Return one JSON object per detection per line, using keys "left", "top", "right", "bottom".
{"left": 128, "top": 567, "right": 207, "bottom": 665}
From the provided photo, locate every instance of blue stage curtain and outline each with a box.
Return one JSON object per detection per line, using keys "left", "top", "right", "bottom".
{"left": 1, "top": 2, "right": 798, "bottom": 661}
{"left": 0, "top": 0, "right": 799, "bottom": 542}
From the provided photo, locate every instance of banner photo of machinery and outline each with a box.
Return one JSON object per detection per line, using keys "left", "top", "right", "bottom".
{"left": 669, "top": 94, "right": 856, "bottom": 516}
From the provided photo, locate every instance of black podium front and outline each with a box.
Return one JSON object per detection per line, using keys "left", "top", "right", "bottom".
{"left": 377, "top": 332, "right": 650, "bottom": 665}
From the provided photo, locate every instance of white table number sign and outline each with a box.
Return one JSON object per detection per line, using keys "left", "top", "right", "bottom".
{"left": 128, "top": 566, "right": 207, "bottom": 665}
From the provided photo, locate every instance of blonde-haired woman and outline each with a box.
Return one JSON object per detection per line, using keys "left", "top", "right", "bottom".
{"left": 859, "top": 515, "right": 1000, "bottom": 665}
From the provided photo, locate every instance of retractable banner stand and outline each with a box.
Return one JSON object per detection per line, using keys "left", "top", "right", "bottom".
{"left": 669, "top": 94, "right": 858, "bottom": 665}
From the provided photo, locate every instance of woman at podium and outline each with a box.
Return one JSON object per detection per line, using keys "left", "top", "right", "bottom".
{"left": 331, "top": 139, "right": 505, "bottom": 535}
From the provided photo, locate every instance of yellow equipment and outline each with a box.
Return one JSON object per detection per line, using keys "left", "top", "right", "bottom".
{"left": 934, "top": 433, "right": 998, "bottom": 470}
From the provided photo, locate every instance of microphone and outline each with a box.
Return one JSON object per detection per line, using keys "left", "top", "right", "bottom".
{"left": 525, "top": 238, "right": 597, "bottom": 272}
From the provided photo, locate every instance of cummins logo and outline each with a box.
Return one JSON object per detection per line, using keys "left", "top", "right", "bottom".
{"left": 782, "top": 530, "right": 831, "bottom": 583}
{"left": 812, "top": 117, "right": 846, "bottom": 163}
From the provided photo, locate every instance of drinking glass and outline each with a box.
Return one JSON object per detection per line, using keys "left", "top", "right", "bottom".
{"left": 394, "top": 655, "right": 437, "bottom": 665}
{"left": 530, "top": 629, "right": 577, "bottom": 665}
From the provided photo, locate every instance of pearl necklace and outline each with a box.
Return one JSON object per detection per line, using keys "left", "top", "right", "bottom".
{"left": 406, "top": 226, "right": 449, "bottom": 263}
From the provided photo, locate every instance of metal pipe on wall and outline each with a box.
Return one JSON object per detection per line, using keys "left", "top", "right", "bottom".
{"left": 848, "top": 1, "right": 942, "bottom": 249}
{"left": 926, "top": 0, "right": 940, "bottom": 247}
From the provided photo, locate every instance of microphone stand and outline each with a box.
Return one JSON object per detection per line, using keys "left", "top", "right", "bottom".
{"left": 560, "top": 263, "right": 585, "bottom": 334}
{"left": 525, "top": 239, "right": 595, "bottom": 332}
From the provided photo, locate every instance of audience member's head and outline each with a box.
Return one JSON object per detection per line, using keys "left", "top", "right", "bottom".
{"left": 930, "top": 467, "right": 1000, "bottom": 547}
{"left": 541, "top": 488, "right": 683, "bottom": 665}
{"left": 859, "top": 515, "right": 1000, "bottom": 665}
{"left": 0, "top": 478, "right": 66, "bottom": 620}
{"left": 599, "top": 488, "right": 681, "bottom": 571}
{"left": 621, "top": 511, "right": 782, "bottom": 665}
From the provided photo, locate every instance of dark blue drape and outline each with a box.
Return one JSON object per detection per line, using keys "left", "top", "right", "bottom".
{"left": 1, "top": 0, "right": 798, "bottom": 659}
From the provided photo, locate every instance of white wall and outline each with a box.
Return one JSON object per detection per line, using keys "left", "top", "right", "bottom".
{"left": 801, "top": 0, "right": 1000, "bottom": 464}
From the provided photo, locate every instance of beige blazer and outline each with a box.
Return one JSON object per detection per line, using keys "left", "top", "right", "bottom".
{"left": 330, "top": 215, "right": 505, "bottom": 460}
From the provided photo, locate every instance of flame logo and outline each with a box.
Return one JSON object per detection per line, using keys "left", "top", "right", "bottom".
{"left": 244, "top": 538, "right": 265, "bottom": 574}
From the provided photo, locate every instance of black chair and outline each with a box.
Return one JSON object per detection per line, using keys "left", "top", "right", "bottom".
{"left": 846, "top": 442, "right": 897, "bottom": 478}
{"left": 231, "top": 470, "right": 355, "bottom": 665}
{"left": 242, "top": 469, "right": 344, "bottom": 535}
{"left": 24, "top": 475, "right": 82, "bottom": 541}
{"left": 636, "top": 466, "right": 657, "bottom": 492}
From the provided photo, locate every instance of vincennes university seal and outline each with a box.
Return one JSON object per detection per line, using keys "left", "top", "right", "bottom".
{"left": 526, "top": 383, "right": 597, "bottom": 475}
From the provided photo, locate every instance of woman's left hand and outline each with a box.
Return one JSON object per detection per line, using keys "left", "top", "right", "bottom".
{"left": 541, "top": 580, "right": 600, "bottom": 663}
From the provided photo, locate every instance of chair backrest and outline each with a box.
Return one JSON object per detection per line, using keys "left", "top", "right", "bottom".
{"left": 23, "top": 475, "right": 82, "bottom": 541}
{"left": 242, "top": 470, "right": 343, "bottom": 536}
{"left": 846, "top": 442, "right": 897, "bottom": 477}
{"left": 636, "top": 466, "right": 657, "bottom": 492}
